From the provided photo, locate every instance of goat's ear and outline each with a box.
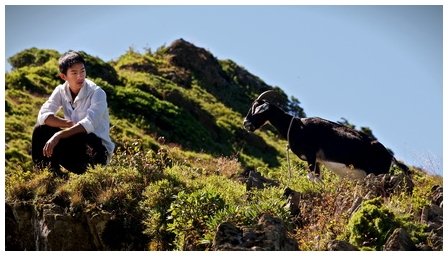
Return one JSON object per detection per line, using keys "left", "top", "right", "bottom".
{"left": 253, "top": 102, "right": 269, "bottom": 114}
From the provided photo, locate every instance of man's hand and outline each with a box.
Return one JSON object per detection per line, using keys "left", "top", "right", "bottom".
{"left": 43, "top": 131, "right": 62, "bottom": 158}
{"left": 42, "top": 123, "right": 87, "bottom": 158}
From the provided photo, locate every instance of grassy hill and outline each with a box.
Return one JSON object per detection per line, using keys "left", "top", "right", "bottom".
{"left": 4, "top": 39, "right": 442, "bottom": 251}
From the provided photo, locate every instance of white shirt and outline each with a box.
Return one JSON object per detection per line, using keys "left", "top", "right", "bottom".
{"left": 37, "top": 79, "right": 115, "bottom": 156}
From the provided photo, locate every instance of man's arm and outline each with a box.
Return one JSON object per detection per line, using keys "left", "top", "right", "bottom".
{"left": 42, "top": 123, "right": 87, "bottom": 158}
{"left": 44, "top": 114, "right": 75, "bottom": 128}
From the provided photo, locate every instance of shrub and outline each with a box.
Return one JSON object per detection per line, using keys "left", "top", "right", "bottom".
{"left": 346, "top": 198, "right": 399, "bottom": 250}
{"left": 5, "top": 168, "right": 56, "bottom": 202}
{"left": 140, "top": 177, "right": 185, "bottom": 250}
{"left": 78, "top": 51, "right": 120, "bottom": 85}
{"left": 8, "top": 48, "right": 59, "bottom": 69}
{"left": 167, "top": 189, "right": 226, "bottom": 250}
{"left": 5, "top": 70, "right": 47, "bottom": 94}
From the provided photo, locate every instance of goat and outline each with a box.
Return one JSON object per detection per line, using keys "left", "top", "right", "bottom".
{"left": 243, "top": 90, "right": 409, "bottom": 179}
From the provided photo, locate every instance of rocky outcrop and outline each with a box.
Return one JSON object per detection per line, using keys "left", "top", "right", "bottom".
{"left": 418, "top": 185, "right": 443, "bottom": 250}
{"left": 164, "top": 39, "right": 274, "bottom": 115}
{"left": 5, "top": 201, "right": 148, "bottom": 250}
{"left": 327, "top": 240, "right": 359, "bottom": 251}
{"left": 213, "top": 214, "right": 299, "bottom": 251}
{"left": 359, "top": 173, "right": 414, "bottom": 199}
{"left": 384, "top": 228, "right": 417, "bottom": 251}
{"left": 165, "top": 38, "right": 229, "bottom": 88}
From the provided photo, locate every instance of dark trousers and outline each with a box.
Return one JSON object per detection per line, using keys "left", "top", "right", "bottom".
{"left": 32, "top": 125, "right": 108, "bottom": 174}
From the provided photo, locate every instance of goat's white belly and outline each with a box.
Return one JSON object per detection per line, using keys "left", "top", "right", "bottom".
{"left": 315, "top": 150, "right": 366, "bottom": 179}
{"left": 318, "top": 160, "right": 366, "bottom": 179}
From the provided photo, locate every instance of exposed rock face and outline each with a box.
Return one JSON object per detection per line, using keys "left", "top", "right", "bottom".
{"left": 360, "top": 173, "right": 414, "bottom": 199}
{"left": 213, "top": 214, "right": 299, "bottom": 251}
{"left": 5, "top": 202, "right": 147, "bottom": 250}
{"left": 327, "top": 240, "right": 359, "bottom": 251}
{"left": 166, "top": 38, "right": 229, "bottom": 88}
{"left": 418, "top": 185, "right": 443, "bottom": 251}
{"left": 431, "top": 185, "right": 443, "bottom": 207}
{"left": 6, "top": 202, "right": 96, "bottom": 250}
{"left": 164, "top": 38, "right": 274, "bottom": 115}
{"left": 384, "top": 228, "right": 417, "bottom": 251}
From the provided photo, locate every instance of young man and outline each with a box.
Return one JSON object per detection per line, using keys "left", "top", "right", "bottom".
{"left": 32, "top": 51, "right": 115, "bottom": 175}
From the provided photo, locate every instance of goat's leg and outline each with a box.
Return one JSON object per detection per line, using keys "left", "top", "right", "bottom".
{"left": 306, "top": 156, "right": 322, "bottom": 182}
{"left": 306, "top": 155, "right": 320, "bottom": 175}
{"left": 314, "top": 162, "right": 322, "bottom": 177}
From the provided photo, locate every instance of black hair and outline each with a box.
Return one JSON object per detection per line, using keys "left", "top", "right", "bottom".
{"left": 58, "top": 50, "right": 86, "bottom": 74}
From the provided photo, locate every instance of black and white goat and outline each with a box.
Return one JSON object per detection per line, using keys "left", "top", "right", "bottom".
{"left": 243, "top": 90, "right": 408, "bottom": 179}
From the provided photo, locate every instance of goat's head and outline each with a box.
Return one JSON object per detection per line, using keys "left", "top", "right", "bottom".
{"left": 243, "top": 90, "right": 281, "bottom": 132}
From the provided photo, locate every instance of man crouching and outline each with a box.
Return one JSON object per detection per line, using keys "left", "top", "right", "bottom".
{"left": 32, "top": 50, "right": 115, "bottom": 176}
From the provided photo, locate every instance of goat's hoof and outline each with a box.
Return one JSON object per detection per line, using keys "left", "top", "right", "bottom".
{"left": 307, "top": 172, "right": 322, "bottom": 183}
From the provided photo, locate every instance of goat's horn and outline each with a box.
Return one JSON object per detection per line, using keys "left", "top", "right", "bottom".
{"left": 256, "top": 90, "right": 281, "bottom": 104}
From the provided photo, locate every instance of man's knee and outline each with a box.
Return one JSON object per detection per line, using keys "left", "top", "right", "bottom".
{"left": 32, "top": 125, "right": 61, "bottom": 141}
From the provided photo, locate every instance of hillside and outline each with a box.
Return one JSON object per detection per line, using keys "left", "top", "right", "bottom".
{"left": 4, "top": 39, "right": 442, "bottom": 251}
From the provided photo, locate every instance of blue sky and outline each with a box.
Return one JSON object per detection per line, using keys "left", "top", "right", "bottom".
{"left": 4, "top": 5, "right": 443, "bottom": 174}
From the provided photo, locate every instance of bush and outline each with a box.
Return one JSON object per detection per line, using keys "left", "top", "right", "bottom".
{"left": 167, "top": 189, "right": 226, "bottom": 250}
{"left": 79, "top": 51, "right": 120, "bottom": 85}
{"left": 8, "top": 48, "right": 59, "bottom": 69}
{"left": 6, "top": 169, "right": 56, "bottom": 202}
{"left": 140, "top": 177, "right": 185, "bottom": 250}
{"left": 347, "top": 198, "right": 399, "bottom": 250}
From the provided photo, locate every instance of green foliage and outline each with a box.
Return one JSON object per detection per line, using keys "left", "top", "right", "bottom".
{"left": 114, "top": 48, "right": 157, "bottom": 73}
{"left": 6, "top": 70, "right": 49, "bottom": 94}
{"left": 167, "top": 189, "right": 226, "bottom": 250}
{"left": 140, "top": 177, "right": 185, "bottom": 250}
{"left": 6, "top": 168, "right": 59, "bottom": 202}
{"left": 347, "top": 198, "right": 399, "bottom": 250}
{"left": 346, "top": 195, "right": 428, "bottom": 250}
{"left": 62, "top": 165, "right": 142, "bottom": 212}
{"left": 8, "top": 47, "right": 59, "bottom": 69}
{"left": 5, "top": 89, "right": 44, "bottom": 173}
{"left": 79, "top": 51, "right": 120, "bottom": 85}
{"left": 287, "top": 96, "right": 306, "bottom": 118}
{"left": 6, "top": 54, "right": 60, "bottom": 94}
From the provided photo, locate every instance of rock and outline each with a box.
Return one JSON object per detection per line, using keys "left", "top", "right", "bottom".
{"left": 214, "top": 222, "right": 243, "bottom": 245}
{"left": 359, "top": 173, "right": 414, "bottom": 198}
{"left": 5, "top": 202, "right": 148, "bottom": 250}
{"left": 5, "top": 203, "right": 22, "bottom": 250}
{"left": 426, "top": 226, "right": 443, "bottom": 251}
{"left": 5, "top": 202, "right": 40, "bottom": 250}
{"left": 431, "top": 185, "right": 443, "bottom": 207}
{"left": 213, "top": 214, "right": 299, "bottom": 251}
{"left": 348, "top": 196, "right": 363, "bottom": 217}
{"left": 415, "top": 184, "right": 443, "bottom": 251}
{"left": 420, "top": 204, "right": 443, "bottom": 251}
{"left": 238, "top": 169, "right": 279, "bottom": 190}
{"left": 166, "top": 38, "right": 229, "bottom": 88}
{"left": 283, "top": 187, "right": 301, "bottom": 218}
{"left": 384, "top": 228, "right": 416, "bottom": 251}
{"left": 327, "top": 240, "right": 359, "bottom": 251}
{"left": 37, "top": 204, "right": 96, "bottom": 250}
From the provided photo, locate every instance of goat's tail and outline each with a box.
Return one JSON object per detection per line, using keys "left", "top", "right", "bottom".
{"left": 392, "top": 157, "right": 411, "bottom": 176}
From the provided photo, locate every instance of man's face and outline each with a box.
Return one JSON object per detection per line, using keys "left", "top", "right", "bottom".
{"left": 60, "top": 62, "right": 86, "bottom": 93}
